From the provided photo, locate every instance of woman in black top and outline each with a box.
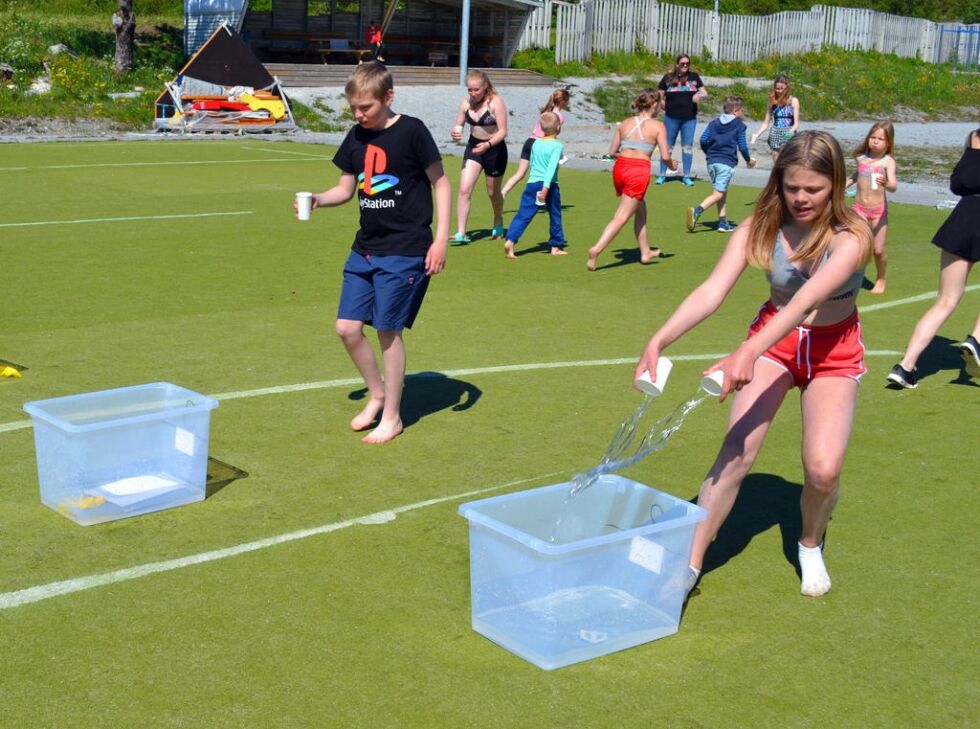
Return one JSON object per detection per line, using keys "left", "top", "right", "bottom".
{"left": 888, "top": 121, "right": 980, "bottom": 388}
{"left": 656, "top": 54, "right": 707, "bottom": 186}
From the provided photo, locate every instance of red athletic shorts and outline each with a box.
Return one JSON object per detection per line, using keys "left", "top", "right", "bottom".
{"left": 612, "top": 156, "right": 651, "bottom": 199}
{"left": 747, "top": 301, "right": 866, "bottom": 387}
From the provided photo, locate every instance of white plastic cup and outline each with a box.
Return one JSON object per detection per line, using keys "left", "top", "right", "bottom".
{"left": 701, "top": 370, "right": 725, "bottom": 397}
{"left": 535, "top": 190, "right": 547, "bottom": 206}
{"left": 870, "top": 174, "right": 879, "bottom": 191}
{"left": 296, "top": 191, "right": 313, "bottom": 221}
{"left": 452, "top": 125, "right": 464, "bottom": 144}
{"left": 635, "top": 357, "right": 673, "bottom": 397}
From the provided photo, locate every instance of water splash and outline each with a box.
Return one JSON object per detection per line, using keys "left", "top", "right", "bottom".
{"left": 568, "top": 387, "right": 709, "bottom": 499}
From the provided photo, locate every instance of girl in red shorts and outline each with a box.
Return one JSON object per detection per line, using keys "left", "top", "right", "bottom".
{"left": 636, "top": 131, "right": 873, "bottom": 600}
{"left": 587, "top": 90, "right": 677, "bottom": 271}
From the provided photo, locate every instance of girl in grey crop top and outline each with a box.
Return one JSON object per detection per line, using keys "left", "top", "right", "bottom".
{"left": 766, "top": 233, "right": 866, "bottom": 300}
{"left": 618, "top": 116, "right": 656, "bottom": 154}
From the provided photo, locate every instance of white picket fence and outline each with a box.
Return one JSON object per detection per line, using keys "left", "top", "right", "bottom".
{"left": 517, "top": 0, "right": 980, "bottom": 66}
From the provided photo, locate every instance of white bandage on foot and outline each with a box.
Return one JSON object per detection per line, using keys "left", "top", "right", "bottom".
{"left": 798, "top": 542, "right": 832, "bottom": 596}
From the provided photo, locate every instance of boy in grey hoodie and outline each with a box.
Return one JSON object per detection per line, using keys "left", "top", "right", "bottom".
{"left": 687, "top": 95, "right": 756, "bottom": 232}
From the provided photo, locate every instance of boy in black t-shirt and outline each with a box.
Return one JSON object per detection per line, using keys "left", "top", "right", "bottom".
{"left": 300, "top": 62, "right": 450, "bottom": 444}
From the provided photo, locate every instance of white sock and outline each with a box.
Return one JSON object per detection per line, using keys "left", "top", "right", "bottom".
{"left": 798, "top": 542, "right": 832, "bottom": 596}
{"left": 685, "top": 566, "right": 701, "bottom": 596}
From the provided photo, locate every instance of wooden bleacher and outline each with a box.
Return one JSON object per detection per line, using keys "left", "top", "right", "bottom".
{"left": 263, "top": 29, "right": 372, "bottom": 64}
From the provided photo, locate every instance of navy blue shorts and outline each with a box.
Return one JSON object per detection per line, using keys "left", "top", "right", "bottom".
{"left": 337, "top": 251, "right": 430, "bottom": 331}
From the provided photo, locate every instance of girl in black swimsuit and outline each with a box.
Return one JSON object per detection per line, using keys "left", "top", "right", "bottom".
{"left": 450, "top": 70, "right": 508, "bottom": 243}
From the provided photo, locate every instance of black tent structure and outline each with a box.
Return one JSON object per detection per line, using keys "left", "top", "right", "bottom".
{"left": 156, "top": 22, "right": 296, "bottom": 133}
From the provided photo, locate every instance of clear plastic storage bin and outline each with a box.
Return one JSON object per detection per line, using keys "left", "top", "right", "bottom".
{"left": 459, "top": 475, "right": 707, "bottom": 670}
{"left": 23, "top": 382, "right": 218, "bottom": 525}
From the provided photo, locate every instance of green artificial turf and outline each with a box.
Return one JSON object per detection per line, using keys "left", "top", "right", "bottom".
{"left": 0, "top": 138, "right": 977, "bottom": 728}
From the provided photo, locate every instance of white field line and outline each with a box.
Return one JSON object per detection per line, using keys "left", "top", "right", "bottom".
{"left": 859, "top": 283, "right": 979, "bottom": 312}
{"left": 0, "top": 351, "right": 902, "bottom": 435}
{"left": 0, "top": 211, "right": 253, "bottom": 229}
{"left": 0, "top": 471, "right": 562, "bottom": 610}
{"left": 241, "top": 145, "right": 329, "bottom": 158}
{"left": 0, "top": 157, "right": 327, "bottom": 173}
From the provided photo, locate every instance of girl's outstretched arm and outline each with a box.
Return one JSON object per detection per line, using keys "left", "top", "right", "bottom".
{"left": 635, "top": 221, "right": 751, "bottom": 384}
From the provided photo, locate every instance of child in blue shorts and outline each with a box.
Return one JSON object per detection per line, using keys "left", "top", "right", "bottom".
{"left": 299, "top": 62, "right": 451, "bottom": 444}
{"left": 688, "top": 95, "right": 756, "bottom": 233}
{"left": 503, "top": 111, "right": 567, "bottom": 258}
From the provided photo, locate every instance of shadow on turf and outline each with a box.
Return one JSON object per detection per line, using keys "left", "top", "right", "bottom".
{"left": 697, "top": 472, "right": 805, "bottom": 578}
{"left": 592, "top": 247, "right": 674, "bottom": 271}
{"left": 884, "top": 335, "right": 977, "bottom": 388}
{"left": 205, "top": 457, "right": 249, "bottom": 499}
{"left": 348, "top": 371, "right": 481, "bottom": 429}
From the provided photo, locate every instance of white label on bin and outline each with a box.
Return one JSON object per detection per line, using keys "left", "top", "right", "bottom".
{"left": 175, "top": 427, "right": 195, "bottom": 457}
{"left": 629, "top": 536, "right": 664, "bottom": 574}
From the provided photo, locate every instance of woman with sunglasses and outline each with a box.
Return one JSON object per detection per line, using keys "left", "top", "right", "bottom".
{"left": 656, "top": 54, "right": 708, "bottom": 186}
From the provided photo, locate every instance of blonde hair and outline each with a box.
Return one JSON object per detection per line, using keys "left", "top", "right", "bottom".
{"left": 768, "top": 75, "right": 791, "bottom": 107}
{"left": 539, "top": 111, "right": 560, "bottom": 135}
{"left": 747, "top": 131, "right": 872, "bottom": 269}
{"left": 344, "top": 61, "right": 393, "bottom": 101}
{"left": 540, "top": 88, "right": 570, "bottom": 114}
{"left": 466, "top": 69, "right": 496, "bottom": 102}
{"left": 854, "top": 121, "right": 895, "bottom": 157}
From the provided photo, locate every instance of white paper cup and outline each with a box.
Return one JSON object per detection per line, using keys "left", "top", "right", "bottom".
{"left": 296, "top": 192, "right": 313, "bottom": 221}
{"left": 701, "top": 370, "right": 725, "bottom": 397}
{"left": 635, "top": 357, "right": 673, "bottom": 397}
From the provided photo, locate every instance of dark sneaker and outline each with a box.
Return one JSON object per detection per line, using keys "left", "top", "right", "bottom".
{"left": 959, "top": 335, "right": 980, "bottom": 378}
{"left": 717, "top": 220, "right": 738, "bottom": 232}
{"left": 886, "top": 364, "right": 918, "bottom": 389}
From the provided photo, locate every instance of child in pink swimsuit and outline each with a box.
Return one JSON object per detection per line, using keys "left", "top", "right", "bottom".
{"left": 846, "top": 121, "right": 897, "bottom": 294}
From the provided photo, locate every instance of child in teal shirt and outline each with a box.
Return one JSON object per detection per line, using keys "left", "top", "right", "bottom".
{"left": 504, "top": 112, "right": 567, "bottom": 258}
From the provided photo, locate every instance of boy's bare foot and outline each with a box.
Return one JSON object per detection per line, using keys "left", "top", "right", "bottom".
{"left": 550, "top": 247, "right": 568, "bottom": 255}
{"left": 350, "top": 396, "right": 384, "bottom": 431}
{"left": 362, "top": 417, "right": 403, "bottom": 444}
{"left": 640, "top": 248, "right": 663, "bottom": 264}
{"left": 587, "top": 246, "right": 599, "bottom": 271}
{"left": 504, "top": 241, "right": 516, "bottom": 259}
{"left": 870, "top": 279, "right": 886, "bottom": 294}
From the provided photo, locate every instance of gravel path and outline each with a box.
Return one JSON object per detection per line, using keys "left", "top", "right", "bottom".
{"left": 285, "top": 77, "right": 972, "bottom": 207}
{"left": 1, "top": 74, "right": 971, "bottom": 207}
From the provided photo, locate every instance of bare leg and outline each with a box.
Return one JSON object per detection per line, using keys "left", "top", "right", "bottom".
{"left": 633, "top": 199, "right": 660, "bottom": 263}
{"left": 797, "top": 376, "right": 860, "bottom": 595}
{"left": 899, "top": 251, "right": 972, "bottom": 370}
{"left": 486, "top": 175, "right": 504, "bottom": 232}
{"left": 717, "top": 191, "right": 729, "bottom": 220}
{"left": 869, "top": 221, "right": 888, "bottom": 294}
{"left": 336, "top": 318, "right": 385, "bottom": 431}
{"left": 698, "top": 189, "right": 724, "bottom": 214}
{"left": 362, "top": 329, "right": 406, "bottom": 444}
{"left": 456, "top": 161, "right": 482, "bottom": 237}
{"left": 588, "top": 195, "right": 640, "bottom": 270}
{"left": 501, "top": 159, "right": 529, "bottom": 198}
{"left": 689, "top": 361, "right": 793, "bottom": 570}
